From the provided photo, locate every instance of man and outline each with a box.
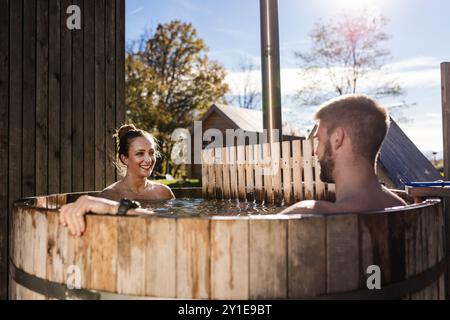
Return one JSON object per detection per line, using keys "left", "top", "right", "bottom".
{"left": 280, "top": 94, "right": 406, "bottom": 215}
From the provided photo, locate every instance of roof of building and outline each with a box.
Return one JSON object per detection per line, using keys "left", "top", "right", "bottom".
{"left": 200, "top": 103, "right": 304, "bottom": 137}
{"left": 379, "top": 118, "right": 442, "bottom": 188}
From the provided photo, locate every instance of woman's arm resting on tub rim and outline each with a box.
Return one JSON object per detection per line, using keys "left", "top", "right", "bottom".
{"left": 59, "top": 195, "right": 153, "bottom": 237}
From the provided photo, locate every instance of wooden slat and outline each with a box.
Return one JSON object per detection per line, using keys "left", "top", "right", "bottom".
{"left": 222, "top": 148, "right": 231, "bottom": 199}
{"left": 271, "top": 142, "right": 283, "bottom": 204}
{"left": 387, "top": 212, "right": 408, "bottom": 298}
{"left": 22, "top": 0, "right": 36, "bottom": 198}
{"left": 292, "top": 140, "right": 303, "bottom": 202}
{"left": 72, "top": 0, "right": 84, "bottom": 192}
{"left": 9, "top": 0, "right": 22, "bottom": 211}
{"left": 237, "top": 145, "right": 246, "bottom": 200}
{"left": 201, "top": 149, "right": 208, "bottom": 198}
{"left": 176, "top": 218, "right": 211, "bottom": 299}
{"left": 424, "top": 206, "right": 438, "bottom": 299}
{"left": 12, "top": 207, "right": 23, "bottom": 273}
{"left": 61, "top": 0, "right": 72, "bottom": 193}
{"left": 288, "top": 217, "right": 326, "bottom": 298}
{"left": 105, "top": 0, "right": 117, "bottom": 186}
{"left": 72, "top": 219, "right": 92, "bottom": 295}
{"left": 412, "top": 208, "right": 424, "bottom": 299}
{"left": 48, "top": 0, "right": 61, "bottom": 194}
{"left": 117, "top": 217, "right": 146, "bottom": 295}
{"left": 115, "top": 0, "right": 126, "bottom": 134}
{"left": 313, "top": 139, "right": 326, "bottom": 200}
{"left": 145, "top": 217, "right": 176, "bottom": 298}
{"left": 206, "top": 148, "right": 215, "bottom": 198}
{"left": 302, "top": 139, "right": 314, "bottom": 200}
{"left": 437, "top": 204, "right": 446, "bottom": 299}
{"left": 60, "top": 217, "right": 76, "bottom": 293}
{"left": 281, "top": 141, "right": 292, "bottom": 205}
{"left": 21, "top": 210, "right": 35, "bottom": 299}
{"left": 245, "top": 144, "right": 255, "bottom": 201}
{"left": 83, "top": 0, "right": 95, "bottom": 192}
{"left": 229, "top": 146, "right": 238, "bottom": 200}
{"left": 46, "top": 211, "right": 65, "bottom": 285}
{"left": 87, "top": 215, "right": 118, "bottom": 292}
{"left": 7, "top": 0, "right": 23, "bottom": 297}
{"left": 36, "top": 0, "right": 49, "bottom": 197}
{"left": 0, "top": 0, "right": 9, "bottom": 300}
{"left": 249, "top": 217, "right": 287, "bottom": 299}
{"left": 94, "top": 0, "right": 106, "bottom": 190}
{"left": 211, "top": 218, "right": 249, "bottom": 299}
{"left": 214, "top": 147, "right": 223, "bottom": 200}
{"left": 441, "top": 62, "right": 450, "bottom": 299}
{"left": 326, "top": 214, "right": 359, "bottom": 294}
{"left": 32, "top": 211, "right": 48, "bottom": 299}
{"left": 254, "top": 144, "right": 264, "bottom": 202}
{"left": 262, "top": 143, "right": 273, "bottom": 203}
{"left": 401, "top": 210, "right": 414, "bottom": 300}
{"left": 359, "top": 213, "right": 391, "bottom": 291}
{"left": 415, "top": 208, "right": 428, "bottom": 300}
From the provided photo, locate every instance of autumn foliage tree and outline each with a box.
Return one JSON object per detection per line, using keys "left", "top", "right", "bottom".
{"left": 126, "top": 20, "right": 229, "bottom": 176}
{"left": 296, "top": 12, "right": 404, "bottom": 107}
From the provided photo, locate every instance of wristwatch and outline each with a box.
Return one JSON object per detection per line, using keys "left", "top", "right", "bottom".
{"left": 116, "top": 198, "right": 141, "bottom": 216}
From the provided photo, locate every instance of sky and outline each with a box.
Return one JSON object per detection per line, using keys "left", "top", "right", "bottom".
{"left": 125, "top": 0, "right": 450, "bottom": 157}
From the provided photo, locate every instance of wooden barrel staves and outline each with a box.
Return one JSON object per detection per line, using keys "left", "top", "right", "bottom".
{"left": 9, "top": 193, "right": 446, "bottom": 300}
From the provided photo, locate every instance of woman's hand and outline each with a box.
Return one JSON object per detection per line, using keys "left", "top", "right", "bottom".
{"left": 59, "top": 195, "right": 119, "bottom": 237}
{"left": 59, "top": 195, "right": 154, "bottom": 237}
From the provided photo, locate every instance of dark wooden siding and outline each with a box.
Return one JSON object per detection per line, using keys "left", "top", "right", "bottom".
{"left": 0, "top": 0, "right": 126, "bottom": 299}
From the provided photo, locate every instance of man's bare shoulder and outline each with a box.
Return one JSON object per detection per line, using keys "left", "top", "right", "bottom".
{"left": 279, "top": 200, "right": 337, "bottom": 215}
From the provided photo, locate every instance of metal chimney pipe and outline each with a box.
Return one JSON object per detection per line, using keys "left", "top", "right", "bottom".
{"left": 260, "top": 0, "right": 282, "bottom": 144}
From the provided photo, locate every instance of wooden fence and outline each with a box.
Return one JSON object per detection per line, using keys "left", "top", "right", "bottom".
{"left": 201, "top": 139, "right": 336, "bottom": 205}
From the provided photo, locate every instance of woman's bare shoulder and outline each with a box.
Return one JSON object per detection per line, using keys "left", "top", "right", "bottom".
{"left": 99, "top": 182, "right": 123, "bottom": 201}
{"left": 151, "top": 182, "right": 175, "bottom": 200}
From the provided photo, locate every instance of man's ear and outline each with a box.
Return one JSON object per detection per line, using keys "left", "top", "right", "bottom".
{"left": 331, "top": 127, "right": 345, "bottom": 151}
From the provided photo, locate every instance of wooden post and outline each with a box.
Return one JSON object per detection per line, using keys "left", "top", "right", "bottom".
{"left": 441, "top": 62, "right": 450, "bottom": 298}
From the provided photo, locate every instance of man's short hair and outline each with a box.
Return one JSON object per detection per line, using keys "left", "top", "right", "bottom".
{"left": 314, "top": 94, "right": 390, "bottom": 163}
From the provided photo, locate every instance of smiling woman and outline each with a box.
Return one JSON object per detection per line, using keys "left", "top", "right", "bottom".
{"left": 97, "top": 124, "right": 175, "bottom": 202}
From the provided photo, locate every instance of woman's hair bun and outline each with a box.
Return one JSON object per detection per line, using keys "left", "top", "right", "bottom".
{"left": 117, "top": 124, "right": 137, "bottom": 140}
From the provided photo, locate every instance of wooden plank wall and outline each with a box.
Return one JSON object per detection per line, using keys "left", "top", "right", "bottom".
{"left": 441, "top": 62, "right": 450, "bottom": 298}
{"left": 202, "top": 140, "right": 335, "bottom": 204}
{"left": 0, "top": 0, "right": 126, "bottom": 300}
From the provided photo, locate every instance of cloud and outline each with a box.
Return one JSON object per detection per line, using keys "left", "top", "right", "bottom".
{"left": 386, "top": 56, "right": 442, "bottom": 72}
{"left": 128, "top": 7, "right": 143, "bottom": 16}
{"left": 225, "top": 55, "right": 443, "bottom": 97}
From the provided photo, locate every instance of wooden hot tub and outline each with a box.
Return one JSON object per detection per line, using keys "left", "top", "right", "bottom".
{"left": 9, "top": 189, "right": 446, "bottom": 300}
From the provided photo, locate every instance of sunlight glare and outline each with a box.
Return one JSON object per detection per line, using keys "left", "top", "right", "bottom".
{"left": 334, "top": 0, "right": 384, "bottom": 12}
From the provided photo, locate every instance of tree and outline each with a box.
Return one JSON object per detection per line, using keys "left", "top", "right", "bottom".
{"left": 126, "top": 20, "right": 229, "bottom": 176}
{"left": 229, "top": 58, "right": 261, "bottom": 109}
{"left": 295, "top": 11, "right": 404, "bottom": 107}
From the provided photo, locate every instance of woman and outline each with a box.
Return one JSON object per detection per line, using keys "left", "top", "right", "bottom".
{"left": 99, "top": 124, "right": 175, "bottom": 201}
{"left": 60, "top": 124, "right": 174, "bottom": 237}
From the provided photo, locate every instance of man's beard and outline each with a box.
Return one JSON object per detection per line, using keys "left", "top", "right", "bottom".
{"left": 319, "top": 140, "right": 335, "bottom": 183}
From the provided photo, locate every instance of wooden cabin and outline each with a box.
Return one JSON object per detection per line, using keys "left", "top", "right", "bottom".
{"left": 189, "top": 103, "right": 305, "bottom": 179}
